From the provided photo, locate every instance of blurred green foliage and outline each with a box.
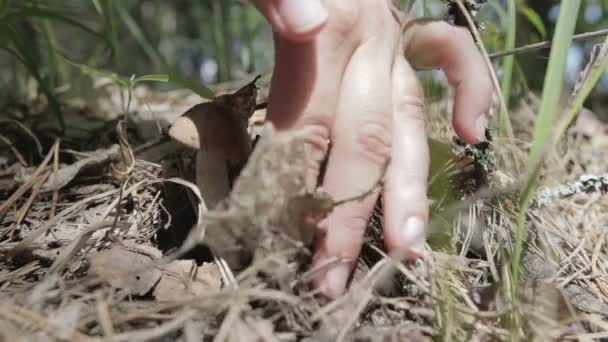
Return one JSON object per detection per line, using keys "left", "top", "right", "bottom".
{"left": 0, "top": 0, "right": 606, "bottom": 129}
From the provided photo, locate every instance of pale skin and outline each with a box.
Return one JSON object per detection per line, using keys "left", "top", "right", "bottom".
{"left": 251, "top": 0, "right": 493, "bottom": 298}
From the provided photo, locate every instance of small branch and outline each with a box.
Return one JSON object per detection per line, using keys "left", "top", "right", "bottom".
{"left": 50, "top": 140, "right": 60, "bottom": 219}
{"left": 111, "top": 309, "right": 197, "bottom": 342}
{"left": 535, "top": 174, "right": 608, "bottom": 208}
{"left": 490, "top": 29, "right": 608, "bottom": 59}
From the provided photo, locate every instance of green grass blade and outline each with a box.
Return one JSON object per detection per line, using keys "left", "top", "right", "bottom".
{"left": 487, "top": 1, "right": 507, "bottom": 27}
{"left": 168, "top": 72, "right": 215, "bottom": 100}
{"left": 66, "top": 59, "right": 129, "bottom": 88}
{"left": 9, "top": 6, "right": 105, "bottom": 41}
{"left": 95, "top": 0, "right": 119, "bottom": 63}
{"left": 0, "top": 0, "right": 11, "bottom": 19}
{"left": 529, "top": 6, "right": 581, "bottom": 161}
{"left": 91, "top": 0, "right": 102, "bottom": 14}
{"left": 498, "top": 0, "right": 516, "bottom": 137}
{"left": 519, "top": 5, "right": 547, "bottom": 39}
{"left": 115, "top": 1, "right": 163, "bottom": 70}
{"left": 39, "top": 19, "right": 68, "bottom": 88}
{"left": 211, "top": 0, "right": 230, "bottom": 81}
{"left": 511, "top": 0, "right": 581, "bottom": 295}
{"left": 133, "top": 74, "right": 169, "bottom": 84}
{"left": 552, "top": 42, "right": 608, "bottom": 148}
{"left": 7, "top": 25, "right": 65, "bottom": 131}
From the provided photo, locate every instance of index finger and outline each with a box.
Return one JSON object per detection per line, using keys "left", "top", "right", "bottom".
{"left": 403, "top": 20, "right": 493, "bottom": 144}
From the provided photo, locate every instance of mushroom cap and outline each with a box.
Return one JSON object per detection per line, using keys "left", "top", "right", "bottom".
{"left": 168, "top": 102, "right": 251, "bottom": 160}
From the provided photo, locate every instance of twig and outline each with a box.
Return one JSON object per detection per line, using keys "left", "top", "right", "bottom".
{"left": 0, "top": 133, "right": 27, "bottom": 166}
{"left": 536, "top": 174, "right": 608, "bottom": 208}
{"left": 50, "top": 140, "right": 60, "bottom": 218}
{"left": 47, "top": 220, "right": 122, "bottom": 275}
{"left": 0, "top": 303, "right": 99, "bottom": 342}
{"left": 96, "top": 292, "right": 115, "bottom": 339}
{"left": 490, "top": 29, "right": 608, "bottom": 59}
{"left": 16, "top": 170, "right": 50, "bottom": 224}
{"left": 111, "top": 309, "right": 196, "bottom": 342}
{"left": 335, "top": 259, "right": 391, "bottom": 342}
{"left": 8, "top": 187, "right": 120, "bottom": 257}
{"left": 214, "top": 296, "right": 244, "bottom": 342}
{"left": 0, "top": 140, "right": 57, "bottom": 220}
{"left": 0, "top": 119, "right": 43, "bottom": 156}
{"left": 590, "top": 232, "right": 608, "bottom": 302}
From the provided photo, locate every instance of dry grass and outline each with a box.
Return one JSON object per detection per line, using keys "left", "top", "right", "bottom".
{"left": 0, "top": 79, "right": 607, "bottom": 341}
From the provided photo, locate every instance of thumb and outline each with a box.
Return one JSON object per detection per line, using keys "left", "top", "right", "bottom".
{"left": 251, "top": 0, "right": 328, "bottom": 41}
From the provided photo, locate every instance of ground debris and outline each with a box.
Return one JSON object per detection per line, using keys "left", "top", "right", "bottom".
{"left": 200, "top": 123, "right": 334, "bottom": 271}
{"left": 536, "top": 173, "right": 608, "bottom": 207}
{"left": 90, "top": 243, "right": 222, "bottom": 300}
{"left": 90, "top": 244, "right": 163, "bottom": 296}
{"left": 153, "top": 260, "right": 221, "bottom": 301}
{"left": 2, "top": 78, "right": 608, "bottom": 341}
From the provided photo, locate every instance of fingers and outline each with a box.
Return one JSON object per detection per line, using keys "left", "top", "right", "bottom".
{"left": 383, "top": 56, "right": 430, "bottom": 259}
{"left": 403, "top": 20, "right": 493, "bottom": 144}
{"left": 251, "top": 0, "right": 328, "bottom": 41}
{"left": 312, "top": 37, "right": 395, "bottom": 298}
{"left": 265, "top": 3, "right": 361, "bottom": 188}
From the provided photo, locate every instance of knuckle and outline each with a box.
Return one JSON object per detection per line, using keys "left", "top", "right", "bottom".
{"left": 437, "top": 25, "right": 472, "bottom": 63}
{"left": 325, "top": 2, "right": 360, "bottom": 38}
{"left": 354, "top": 119, "right": 392, "bottom": 165}
{"left": 342, "top": 215, "right": 368, "bottom": 236}
{"left": 430, "top": 25, "right": 454, "bottom": 50}
{"left": 298, "top": 116, "right": 332, "bottom": 163}
{"left": 450, "top": 25, "right": 472, "bottom": 40}
{"left": 394, "top": 94, "right": 427, "bottom": 128}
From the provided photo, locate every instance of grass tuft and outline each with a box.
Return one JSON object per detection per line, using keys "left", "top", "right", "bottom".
{"left": 511, "top": 0, "right": 582, "bottom": 297}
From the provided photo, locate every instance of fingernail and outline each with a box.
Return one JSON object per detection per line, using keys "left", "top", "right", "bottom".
{"left": 324, "top": 263, "right": 350, "bottom": 298}
{"left": 401, "top": 217, "right": 426, "bottom": 258}
{"left": 475, "top": 114, "right": 488, "bottom": 142}
{"left": 278, "top": 0, "right": 328, "bottom": 34}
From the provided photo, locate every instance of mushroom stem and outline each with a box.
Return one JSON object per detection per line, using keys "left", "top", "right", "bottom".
{"left": 196, "top": 149, "right": 230, "bottom": 209}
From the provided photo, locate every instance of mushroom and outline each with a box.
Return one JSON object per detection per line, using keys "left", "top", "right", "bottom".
{"left": 168, "top": 77, "right": 260, "bottom": 208}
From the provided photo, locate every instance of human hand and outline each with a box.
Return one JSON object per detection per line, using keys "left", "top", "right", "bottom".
{"left": 251, "top": 0, "right": 493, "bottom": 297}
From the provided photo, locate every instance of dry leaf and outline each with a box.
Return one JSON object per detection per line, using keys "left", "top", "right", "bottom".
{"left": 153, "top": 261, "right": 221, "bottom": 301}
{"left": 89, "top": 244, "right": 161, "bottom": 295}
{"left": 37, "top": 144, "right": 120, "bottom": 192}
{"left": 214, "top": 75, "right": 260, "bottom": 119}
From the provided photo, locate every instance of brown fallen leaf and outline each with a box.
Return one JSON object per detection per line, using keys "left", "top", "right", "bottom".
{"left": 214, "top": 75, "right": 261, "bottom": 119}
{"left": 90, "top": 243, "right": 222, "bottom": 301}
{"left": 153, "top": 261, "right": 221, "bottom": 301}
{"left": 89, "top": 244, "right": 161, "bottom": 296}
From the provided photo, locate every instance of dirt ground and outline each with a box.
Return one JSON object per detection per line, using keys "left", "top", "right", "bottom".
{"left": 1, "top": 76, "right": 608, "bottom": 341}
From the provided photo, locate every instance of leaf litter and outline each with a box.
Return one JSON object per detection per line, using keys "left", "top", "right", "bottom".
{"left": 1, "top": 66, "right": 608, "bottom": 341}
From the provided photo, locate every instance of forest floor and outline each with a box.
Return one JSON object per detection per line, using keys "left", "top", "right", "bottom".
{"left": 1, "top": 76, "right": 608, "bottom": 341}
